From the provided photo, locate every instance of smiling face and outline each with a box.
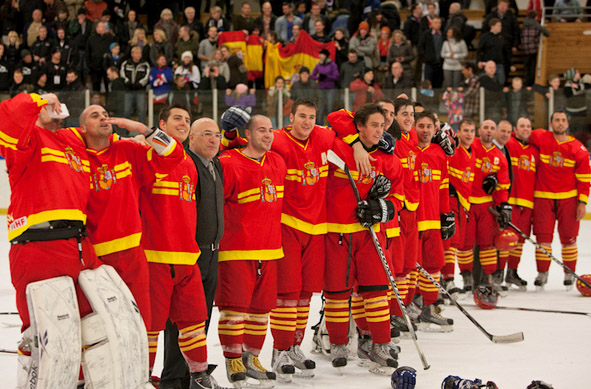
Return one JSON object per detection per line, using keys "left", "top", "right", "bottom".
{"left": 189, "top": 118, "right": 221, "bottom": 160}
{"left": 515, "top": 117, "right": 532, "bottom": 141}
{"left": 378, "top": 101, "right": 395, "bottom": 129}
{"left": 395, "top": 104, "right": 414, "bottom": 134}
{"left": 458, "top": 121, "right": 476, "bottom": 148}
{"left": 290, "top": 104, "right": 317, "bottom": 140}
{"left": 415, "top": 116, "right": 436, "bottom": 147}
{"left": 358, "top": 112, "right": 385, "bottom": 147}
{"left": 245, "top": 115, "right": 274, "bottom": 155}
{"left": 160, "top": 108, "right": 191, "bottom": 142}
{"left": 496, "top": 121, "right": 512, "bottom": 146}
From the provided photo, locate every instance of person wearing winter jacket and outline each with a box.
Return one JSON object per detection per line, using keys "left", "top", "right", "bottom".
{"left": 86, "top": 21, "right": 115, "bottom": 91}
{"left": 349, "top": 21, "right": 378, "bottom": 69}
{"left": 311, "top": 48, "right": 339, "bottom": 125}
{"left": 441, "top": 27, "right": 468, "bottom": 88}
{"left": 120, "top": 46, "right": 150, "bottom": 124}
{"left": 350, "top": 68, "right": 385, "bottom": 111}
{"left": 150, "top": 54, "right": 174, "bottom": 104}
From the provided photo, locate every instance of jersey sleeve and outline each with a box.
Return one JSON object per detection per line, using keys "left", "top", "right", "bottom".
{"left": 126, "top": 139, "right": 187, "bottom": 188}
{"left": 574, "top": 144, "right": 591, "bottom": 203}
{"left": 493, "top": 152, "right": 510, "bottom": 205}
{"left": 221, "top": 129, "right": 248, "bottom": 150}
{"left": 384, "top": 156, "right": 404, "bottom": 214}
{"left": 0, "top": 93, "right": 48, "bottom": 156}
{"left": 327, "top": 109, "right": 360, "bottom": 145}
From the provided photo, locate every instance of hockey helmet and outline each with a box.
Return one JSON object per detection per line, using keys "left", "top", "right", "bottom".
{"left": 576, "top": 274, "right": 591, "bottom": 297}
{"left": 473, "top": 285, "right": 499, "bottom": 309}
{"left": 493, "top": 229, "right": 519, "bottom": 251}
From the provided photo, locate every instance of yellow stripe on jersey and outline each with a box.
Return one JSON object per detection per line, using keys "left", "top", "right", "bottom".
{"left": 218, "top": 248, "right": 284, "bottom": 261}
{"left": 508, "top": 197, "right": 534, "bottom": 209}
{"left": 93, "top": 232, "right": 142, "bottom": 257}
{"left": 281, "top": 214, "right": 328, "bottom": 235}
{"left": 418, "top": 220, "right": 441, "bottom": 232}
{"left": 327, "top": 222, "right": 382, "bottom": 234}
{"left": 533, "top": 189, "right": 577, "bottom": 200}
{"left": 144, "top": 249, "right": 200, "bottom": 265}
{"left": 575, "top": 173, "right": 591, "bottom": 183}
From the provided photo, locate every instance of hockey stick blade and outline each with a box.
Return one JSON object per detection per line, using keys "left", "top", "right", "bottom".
{"left": 491, "top": 332, "right": 525, "bottom": 344}
{"left": 326, "top": 149, "right": 346, "bottom": 171}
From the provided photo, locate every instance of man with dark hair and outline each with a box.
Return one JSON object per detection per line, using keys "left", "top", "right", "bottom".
{"left": 461, "top": 62, "right": 480, "bottom": 118}
{"left": 418, "top": 16, "right": 444, "bottom": 88}
{"left": 44, "top": 49, "right": 67, "bottom": 90}
{"left": 275, "top": 2, "right": 302, "bottom": 42}
{"left": 339, "top": 49, "right": 364, "bottom": 89}
{"left": 483, "top": 0, "right": 520, "bottom": 78}
{"left": 220, "top": 44, "right": 248, "bottom": 89}
{"left": 290, "top": 67, "right": 319, "bottom": 103}
{"left": 477, "top": 18, "right": 509, "bottom": 85}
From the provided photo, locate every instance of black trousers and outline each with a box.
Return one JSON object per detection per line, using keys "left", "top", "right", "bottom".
{"left": 160, "top": 247, "right": 219, "bottom": 387}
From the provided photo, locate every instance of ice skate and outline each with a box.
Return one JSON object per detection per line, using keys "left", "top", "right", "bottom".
{"left": 534, "top": 272, "right": 548, "bottom": 292}
{"left": 225, "top": 357, "right": 247, "bottom": 388}
{"left": 418, "top": 304, "right": 454, "bottom": 332}
{"left": 368, "top": 342, "right": 398, "bottom": 375}
{"left": 442, "top": 278, "right": 462, "bottom": 302}
{"left": 460, "top": 271, "right": 473, "bottom": 294}
{"left": 242, "top": 352, "right": 275, "bottom": 388}
{"left": 505, "top": 269, "right": 527, "bottom": 291}
{"left": 190, "top": 365, "right": 231, "bottom": 389}
{"left": 286, "top": 345, "right": 315, "bottom": 378}
{"left": 330, "top": 343, "right": 348, "bottom": 373}
{"left": 356, "top": 335, "right": 372, "bottom": 367}
{"left": 564, "top": 273, "right": 575, "bottom": 291}
{"left": 487, "top": 273, "right": 508, "bottom": 297}
{"left": 390, "top": 315, "right": 417, "bottom": 339}
{"left": 271, "top": 349, "right": 294, "bottom": 383}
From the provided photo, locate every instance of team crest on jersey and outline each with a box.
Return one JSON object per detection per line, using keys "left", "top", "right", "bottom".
{"left": 518, "top": 155, "right": 532, "bottom": 171}
{"left": 93, "top": 164, "right": 117, "bottom": 191}
{"left": 179, "top": 175, "right": 195, "bottom": 202}
{"left": 64, "top": 146, "right": 83, "bottom": 172}
{"left": 359, "top": 167, "right": 377, "bottom": 184}
{"left": 419, "top": 162, "right": 433, "bottom": 183}
{"left": 481, "top": 157, "right": 493, "bottom": 173}
{"left": 462, "top": 167, "right": 472, "bottom": 183}
{"left": 302, "top": 161, "right": 319, "bottom": 186}
{"left": 261, "top": 178, "right": 278, "bottom": 202}
{"left": 408, "top": 150, "right": 417, "bottom": 170}
{"left": 550, "top": 151, "right": 564, "bottom": 167}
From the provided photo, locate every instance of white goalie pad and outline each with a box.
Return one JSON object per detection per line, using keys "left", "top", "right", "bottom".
{"left": 21, "top": 276, "right": 81, "bottom": 389}
{"left": 78, "top": 265, "right": 150, "bottom": 389}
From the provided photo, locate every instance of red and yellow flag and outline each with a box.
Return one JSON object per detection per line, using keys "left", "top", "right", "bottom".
{"left": 218, "top": 31, "right": 264, "bottom": 81}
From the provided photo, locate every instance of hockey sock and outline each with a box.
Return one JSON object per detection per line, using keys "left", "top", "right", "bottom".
{"left": 243, "top": 311, "right": 269, "bottom": 356}
{"left": 359, "top": 291, "right": 390, "bottom": 344}
{"left": 418, "top": 271, "right": 440, "bottom": 306}
{"left": 535, "top": 244, "right": 552, "bottom": 272}
{"left": 177, "top": 321, "right": 208, "bottom": 373}
{"left": 498, "top": 250, "right": 509, "bottom": 271}
{"left": 389, "top": 278, "right": 407, "bottom": 317}
{"left": 456, "top": 249, "right": 473, "bottom": 273}
{"left": 442, "top": 248, "right": 457, "bottom": 280}
{"left": 270, "top": 293, "right": 298, "bottom": 350}
{"left": 218, "top": 309, "right": 246, "bottom": 358}
{"left": 404, "top": 271, "right": 418, "bottom": 306}
{"left": 324, "top": 291, "right": 351, "bottom": 345}
{"left": 479, "top": 248, "right": 497, "bottom": 275}
{"left": 351, "top": 294, "right": 369, "bottom": 332}
{"left": 147, "top": 330, "right": 160, "bottom": 370}
{"left": 562, "top": 245, "right": 578, "bottom": 272}
{"left": 294, "top": 291, "right": 312, "bottom": 346}
{"left": 508, "top": 243, "right": 524, "bottom": 269}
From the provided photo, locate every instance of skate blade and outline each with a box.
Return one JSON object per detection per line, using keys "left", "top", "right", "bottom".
{"left": 390, "top": 335, "right": 400, "bottom": 344}
{"left": 507, "top": 283, "right": 527, "bottom": 292}
{"left": 565, "top": 284, "right": 574, "bottom": 291}
{"left": 293, "top": 369, "right": 315, "bottom": 379}
{"left": 243, "top": 378, "right": 275, "bottom": 388}
{"left": 535, "top": 285, "right": 545, "bottom": 292}
{"left": 275, "top": 373, "right": 292, "bottom": 383}
{"left": 368, "top": 362, "right": 395, "bottom": 376}
{"left": 357, "top": 358, "right": 372, "bottom": 368}
{"left": 417, "top": 322, "right": 454, "bottom": 333}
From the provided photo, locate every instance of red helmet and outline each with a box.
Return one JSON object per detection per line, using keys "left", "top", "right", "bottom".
{"left": 494, "top": 229, "right": 519, "bottom": 251}
{"left": 473, "top": 285, "right": 499, "bottom": 309}
{"left": 576, "top": 274, "right": 591, "bottom": 297}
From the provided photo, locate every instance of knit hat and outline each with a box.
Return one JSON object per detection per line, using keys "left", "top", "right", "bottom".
{"left": 380, "top": 26, "right": 391, "bottom": 35}
{"left": 299, "top": 66, "right": 310, "bottom": 74}
{"left": 21, "top": 49, "right": 31, "bottom": 59}
{"left": 358, "top": 21, "right": 369, "bottom": 31}
{"left": 181, "top": 51, "right": 193, "bottom": 61}
{"left": 77, "top": 8, "right": 86, "bottom": 15}
{"left": 564, "top": 67, "right": 577, "bottom": 81}
{"left": 319, "top": 48, "right": 330, "bottom": 57}
{"left": 109, "top": 42, "right": 120, "bottom": 51}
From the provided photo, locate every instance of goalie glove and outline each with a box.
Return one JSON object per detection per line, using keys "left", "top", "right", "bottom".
{"left": 368, "top": 174, "right": 392, "bottom": 199}
{"left": 145, "top": 127, "right": 175, "bottom": 156}
{"left": 496, "top": 202, "right": 512, "bottom": 229}
{"left": 432, "top": 125, "right": 456, "bottom": 157}
{"left": 440, "top": 212, "right": 456, "bottom": 240}
{"left": 378, "top": 132, "right": 396, "bottom": 154}
{"left": 221, "top": 106, "right": 252, "bottom": 137}
{"left": 356, "top": 199, "right": 395, "bottom": 228}
{"left": 482, "top": 174, "right": 498, "bottom": 195}
{"left": 391, "top": 366, "right": 416, "bottom": 389}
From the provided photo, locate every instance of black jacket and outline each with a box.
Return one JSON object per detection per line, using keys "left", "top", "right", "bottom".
{"left": 483, "top": 9, "right": 520, "bottom": 47}
{"left": 418, "top": 29, "right": 444, "bottom": 64}
{"left": 86, "top": 33, "right": 115, "bottom": 70}
{"left": 477, "top": 32, "right": 508, "bottom": 64}
{"left": 120, "top": 59, "right": 150, "bottom": 90}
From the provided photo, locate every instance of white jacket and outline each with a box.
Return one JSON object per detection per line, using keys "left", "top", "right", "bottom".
{"left": 441, "top": 38, "right": 468, "bottom": 71}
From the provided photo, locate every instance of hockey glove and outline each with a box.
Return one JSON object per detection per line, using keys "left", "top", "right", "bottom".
{"left": 356, "top": 199, "right": 395, "bottom": 228}
{"left": 391, "top": 366, "right": 416, "bottom": 389}
{"left": 482, "top": 174, "right": 498, "bottom": 195}
{"left": 368, "top": 174, "right": 392, "bottom": 199}
{"left": 527, "top": 381, "right": 554, "bottom": 389}
{"left": 221, "top": 106, "right": 252, "bottom": 137}
{"left": 441, "top": 375, "right": 483, "bottom": 389}
{"left": 440, "top": 212, "right": 456, "bottom": 240}
{"left": 496, "top": 202, "right": 512, "bottom": 229}
{"left": 378, "top": 132, "right": 396, "bottom": 154}
{"left": 432, "top": 126, "right": 456, "bottom": 157}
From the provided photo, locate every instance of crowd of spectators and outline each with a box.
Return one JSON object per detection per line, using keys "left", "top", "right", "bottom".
{"left": 0, "top": 0, "right": 589, "bottom": 128}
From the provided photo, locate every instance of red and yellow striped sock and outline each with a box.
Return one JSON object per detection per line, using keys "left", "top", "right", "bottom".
{"left": 498, "top": 250, "right": 509, "bottom": 271}
{"left": 508, "top": 243, "right": 524, "bottom": 269}
{"left": 457, "top": 249, "right": 473, "bottom": 273}
{"left": 361, "top": 292, "right": 390, "bottom": 344}
{"left": 324, "top": 292, "right": 351, "bottom": 345}
{"left": 244, "top": 312, "right": 269, "bottom": 355}
{"left": 294, "top": 300, "right": 311, "bottom": 346}
{"left": 480, "top": 248, "right": 498, "bottom": 275}
{"left": 562, "top": 245, "right": 578, "bottom": 273}
{"left": 389, "top": 277, "right": 407, "bottom": 317}
{"left": 147, "top": 330, "right": 160, "bottom": 370}
{"left": 351, "top": 294, "right": 368, "bottom": 333}
{"left": 441, "top": 248, "right": 457, "bottom": 279}
{"left": 404, "top": 270, "right": 418, "bottom": 306}
{"left": 535, "top": 244, "right": 552, "bottom": 272}
{"left": 218, "top": 310, "right": 246, "bottom": 358}
{"left": 270, "top": 303, "right": 297, "bottom": 351}
{"left": 418, "top": 271, "right": 440, "bottom": 306}
{"left": 178, "top": 321, "right": 207, "bottom": 372}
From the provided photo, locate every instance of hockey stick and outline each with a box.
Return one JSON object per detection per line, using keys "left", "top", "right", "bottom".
{"left": 326, "top": 150, "right": 431, "bottom": 370}
{"left": 0, "top": 348, "right": 17, "bottom": 354}
{"left": 415, "top": 263, "right": 524, "bottom": 344}
{"left": 0, "top": 312, "right": 18, "bottom": 315}
{"left": 488, "top": 207, "right": 591, "bottom": 290}
{"left": 464, "top": 304, "right": 591, "bottom": 318}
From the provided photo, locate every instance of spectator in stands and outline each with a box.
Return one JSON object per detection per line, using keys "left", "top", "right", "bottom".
{"left": 349, "top": 21, "right": 377, "bottom": 69}
{"left": 285, "top": 23, "right": 301, "bottom": 45}
{"left": 175, "top": 51, "right": 200, "bottom": 89}
{"left": 291, "top": 66, "right": 319, "bottom": 103}
{"left": 233, "top": 2, "right": 254, "bottom": 34}
{"left": 339, "top": 49, "right": 364, "bottom": 89}
{"left": 69, "top": 8, "right": 91, "bottom": 81}
{"left": 220, "top": 44, "right": 247, "bottom": 89}
{"left": 63, "top": 68, "right": 84, "bottom": 91}
{"left": 254, "top": 2, "right": 277, "bottom": 41}
{"left": 387, "top": 29, "right": 414, "bottom": 80}
{"left": 553, "top": 0, "right": 583, "bottom": 22}
{"left": 267, "top": 75, "right": 291, "bottom": 128}
{"left": 154, "top": 8, "right": 179, "bottom": 46}
{"left": 350, "top": 68, "right": 385, "bottom": 111}
{"left": 167, "top": 73, "right": 191, "bottom": 107}
{"left": 128, "top": 27, "right": 150, "bottom": 62}
{"left": 183, "top": 6, "right": 204, "bottom": 41}
{"left": 64, "top": 0, "right": 83, "bottom": 20}
{"left": 479, "top": 60, "right": 504, "bottom": 120}
{"left": 86, "top": 21, "right": 114, "bottom": 91}
{"left": 441, "top": 27, "right": 468, "bottom": 88}
{"left": 198, "top": 25, "right": 218, "bottom": 73}
{"left": 206, "top": 6, "right": 230, "bottom": 33}
{"left": 442, "top": 88, "right": 465, "bottom": 130}
{"left": 533, "top": 73, "right": 567, "bottom": 111}
{"left": 563, "top": 67, "right": 587, "bottom": 128}
{"left": 200, "top": 61, "right": 228, "bottom": 91}
{"left": 34, "top": 71, "right": 48, "bottom": 94}
{"left": 18, "top": 49, "right": 36, "bottom": 85}
{"left": 385, "top": 61, "right": 413, "bottom": 93}
{"left": 5, "top": 31, "right": 20, "bottom": 71}
{"left": 121, "top": 10, "right": 144, "bottom": 51}
{"left": 61, "top": 69, "right": 85, "bottom": 126}
{"left": 52, "top": 8, "right": 71, "bottom": 33}
{"left": 224, "top": 82, "right": 256, "bottom": 108}
{"left": 483, "top": 0, "right": 520, "bottom": 80}
{"left": 477, "top": 18, "right": 508, "bottom": 85}
{"left": 31, "top": 26, "right": 53, "bottom": 67}
{"left": 55, "top": 27, "right": 77, "bottom": 69}
{"left": 375, "top": 26, "right": 391, "bottom": 84}
{"left": 419, "top": 2, "right": 443, "bottom": 35}
{"left": 206, "top": 48, "right": 230, "bottom": 83}
{"left": 303, "top": 3, "right": 328, "bottom": 35}
{"left": 461, "top": 62, "right": 480, "bottom": 118}
{"left": 21, "top": 0, "right": 43, "bottom": 27}
{"left": 176, "top": 26, "right": 200, "bottom": 66}
{"left": 503, "top": 76, "right": 531, "bottom": 125}
{"left": 368, "top": 11, "right": 388, "bottom": 39}
{"left": 275, "top": 2, "right": 303, "bottom": 42}
{"left": 521, "top": 10, "right": 549, "bottom": 86}
{"left": 312, "top": 48, "right": 339, "bottom": 124}
{"left": 311, "top": 20, "right": 330, "bottom": 43}
{"left": 333, "top": 27, "right": 349, "bottom": 67}
{"left": 44, "top": 0, "right": 67, "bottom": 25}
{"left": 295, "top": 1, "right": 306, "bottom": 20}
{"left": 0, "top": 44, "right": 10, "bottom": 91}
{"left": 106, "top": 65, "right": 125, "bottom": 117}
{"left": 150, "top": 53, "right": 174, "bottom": 109}
{"left": 150, "top": 29, "right": 174, "bottom": 66}
{"left": 44, "top": 48, "right": 66, "bottom": 90}
{"left": 9, "top": 69, "right": 30, "bottom": 96}
{"left": 84, "top": 0, "right": 107, "bottom": 22}
{"left": 121, "top": 45, "right": 150, "bottom": 123}
{"left": 404, "top": 4, "right": 423, "bottom": 84}
{"left": 1, "top": 1, "right": 22, "bottom": 43}
{"left": 446, "top": 2, "right": 476, "bottom": 49}
{"left": 419, "top": 16, "right": 444, "bottom": 88}
{"left": 102, "top": 42, "right": 121, "bottom": 72}
{"left": 25, "top": 9, "right": 46, "bottom": 48}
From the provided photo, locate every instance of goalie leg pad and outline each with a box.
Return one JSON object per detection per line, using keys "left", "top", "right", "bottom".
{"left": 23, "top": 276, "right": 81, "bottom": 389}
{"left": 78, "top": 265, "right": 150, "bottom": 389}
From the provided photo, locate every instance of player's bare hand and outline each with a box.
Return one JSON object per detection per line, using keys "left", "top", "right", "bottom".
{"left": 105, "top": 118, "right": 149, "bottom": 135}
{"left": 353, "top": 141, "right": 375, "bottom": 176}
{"left": 576, "top": 202, "right": 586, "bottom": 221}
{"left": 40, "top": 93, "right": 61, "bottom": 113}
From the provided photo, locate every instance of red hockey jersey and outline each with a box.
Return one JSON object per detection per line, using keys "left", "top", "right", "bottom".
{"left": 218, "top": 148, "right": 287, "bottom": 261}
{"left": 396, "top": 129, "right": 421, "bottom": 211}
{"left": 529, "top": 129, "right": 590, "bottom": 204}
{"left": 506, "top": 135, "right": 538, "bottom": 209}
{"left": 448, "top": 145, "right": 476, "bottom": 211}
{"left": 469, "top": 137, "right": 510, "bottom": 206}
{"left": 0, "top": 93, "right": 91, "bottom": 241}
{"left": 415, "top": 144, "right": 450, "bottom": 231}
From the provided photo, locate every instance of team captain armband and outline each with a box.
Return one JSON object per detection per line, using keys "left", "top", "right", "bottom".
{"left": 145, "top": 128, "right": 176, "bottom": 156}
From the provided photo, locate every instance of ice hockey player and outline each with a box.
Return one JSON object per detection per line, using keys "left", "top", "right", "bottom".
{"left": 503, "top": 117, "right": 538, "bottom": 290}
{"left": 442, "top": 118, "right": 477, "bottom": 296}
{"left": 529, "top": 111, "right": 590, "bottom": 290}
{"left": 216, "top": 114, "right": 287, "bottom": 387}
{"left": 324, "top": 103, "right": 403, "bottom": 372}
{"left": 140, "top": 105, "right": 225, "bottom": 389}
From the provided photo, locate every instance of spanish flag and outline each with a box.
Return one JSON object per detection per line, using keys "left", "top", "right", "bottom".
{"left": 218, "top": 31, "right": 264, "bottom": 81}
{"left": 264, "top": 31, "right": 335, "bottom": 89}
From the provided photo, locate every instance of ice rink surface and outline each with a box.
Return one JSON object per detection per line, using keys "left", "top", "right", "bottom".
{"left": 0, "top": 217, "right": 589, "bottom": 388}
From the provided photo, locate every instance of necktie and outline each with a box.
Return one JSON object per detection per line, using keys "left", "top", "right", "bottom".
{"left": 208, "top": 161, "right": 216, "bottom": 182}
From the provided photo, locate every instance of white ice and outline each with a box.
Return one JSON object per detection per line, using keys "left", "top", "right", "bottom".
{"left": 0, "top": 217, "right": 589, "bottom": 388}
